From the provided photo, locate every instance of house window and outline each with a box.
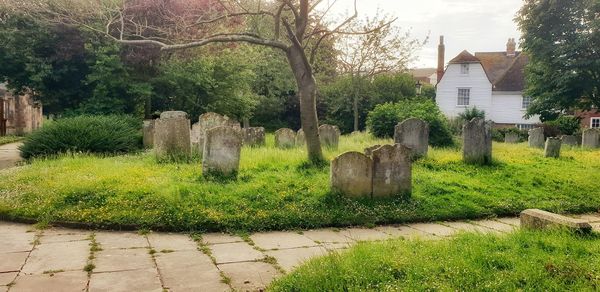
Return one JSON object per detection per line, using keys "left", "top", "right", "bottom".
{"left": 461, "top": 64, "right": 469, "bottom": 75}
{"left": 592, "top": 118, "right": 600, "bottom": 129}
{"left": 522, "top": 96, "right": 532, "bottom": 109}
{"left": 517, "top": 124, "right": 535, "bottom": 130}
{"left": 457, "top": 88, "right": 470, "bottom": 106}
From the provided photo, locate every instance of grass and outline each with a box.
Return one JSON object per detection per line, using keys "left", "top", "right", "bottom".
{"left": 0, "top": 133, "right": 599, "bottom": 232}
{"left": 0, "top": 135, "right": 23, "bottom": 146}
{"left": 268, "top": 230, "right": 600, "bottom": 291}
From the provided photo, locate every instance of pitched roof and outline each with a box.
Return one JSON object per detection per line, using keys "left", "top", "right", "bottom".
{"left": 409, "top": 68, "right": 436, "bottom": 78}
{"left": 448, "top": 50, "right": 480, "bottom": 64}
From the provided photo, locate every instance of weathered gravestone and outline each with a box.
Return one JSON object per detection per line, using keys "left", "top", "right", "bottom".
{"left": 582, "top": 128, "right": 600, "bottom": 149}
{"left": 462, "top": 118, "right": 493, "bottom": 164}
{"left": 243, "top": 127, "right": 265, "bottom": 147}
{"left": 528, "top": 127, "right": 545, "bottom": 148}
{"left": 560, "top": 135, "right": 578, "bottom": 147}
{"left": 369, "top": 144, "right": 412, "bottom": 198}
{"left": 364, "top": 145, "right": 381, "bottom": 157}
{"left": 275, "top": 128, "right": 296, "bottom": 148}
{"left": 504, "top": 132, "right": 519, "bottom": 144}
{"left": 191, "top": 112, "right": 240, "bottom": 154}
{"left": 319, "top": 125, "right": 341, "bottom": 148}
{"left": 394, "top": 118, "right": 429, "bottom": 158}
{"left": 154, "top": 111, "right": 191, "bottom": 159}
{"left": 143, "top": 120, "right": 155, "bottom": 148}
{"left": 544, "top": 137, "right": 561, "bottom": 158}
{"left": 330, "top": 152, "right": 373, "bottom": 198}
{"left": 521, "top": 209, "right": 592, "bottom": 233}
{"left": 202, "top": 126, "right": 242, "bottom": 176}
{"left": 295, "top": 129, "right": 305, "bottom": 146}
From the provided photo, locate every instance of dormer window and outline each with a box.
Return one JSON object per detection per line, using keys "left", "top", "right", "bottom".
{"left": 460, "top": 64, "right": 469, "bottom": 75}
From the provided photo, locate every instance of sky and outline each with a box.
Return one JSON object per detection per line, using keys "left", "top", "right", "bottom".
{"left": 324, "top": 0, "right": 524, "bottom": 68}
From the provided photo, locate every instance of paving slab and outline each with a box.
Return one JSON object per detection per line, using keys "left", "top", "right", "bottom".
{"left": 0, "top": 272, "right": 17, "bottom": 286}
{"left": 407, "top": 223, "right": 458, "bottom": 237}
{"left": 495, "top": 217, "right": 521, "bottom": 227}
{"left": 201, "top": 233, "right": 244, "bottom": 245}
{"left": 472, "top": 220, "right": 517, "bottom": 233}
{"left": 376, "top": 225, "right": 438, "bottom": 240}
{"left": 340, "top": 228, "right": 391, "bottom": 242}
{"left": 218, "top": 261, "right": 281, "bottom": 292}
{"left": 266, "top": 246, "right": 328, "bottom": 272}
{"left": 94, "top": 231, "right": 148, "bottom": 249}
{"left": 41, "top": 228, "right": 90, "bottom": 244}
{"left": 571, "top": 213, "right": 600, "bottom": 223}
{"left": 0, "top": 222, "right": 33, "bottom": 234}
{"left": 89, "top": 268, "right": 163, "bottom": 292}
{"left": 154, "top": 250, "right": 229, "bottom": 291}
{"left": 10, "top": 271, "right": 88, "bottom": 292}
{"left": 0, "top": 252, "right": 29, "bottom": 272}
{"left": 209, "top": 242, "right": 264, "bottom": 264}
{"left": 0, "top": 233, "right": 35, "bottom": 253}
{"left": 321, "top": 242, "right": 351, "bottom": 251}
{"left": 21, "top": 240, "right": 89, "bottom": 275}
{"left": 443, "top": 221, "right": 498, "bottom": 234}
{"left": 147, "top": 233, "right": 198, "bottom": 251}
{"left": 94, "top": 248, "right": 155, "bottom": 273}
{"left": 591, "top": 223, "right": 600, "bottom": 232}
{"left": 301, "top": 229, "right": 354, "bottom": 244}
{"left": 250, "top": 232, "right": 318, "bottom": 250}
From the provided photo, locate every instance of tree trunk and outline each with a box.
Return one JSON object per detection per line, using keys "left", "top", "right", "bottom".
{"left": 353, "top": 86, "right": 359, "bottom": 132}
{"left": 286, "top": 46, "right": 324, "bottom": 162}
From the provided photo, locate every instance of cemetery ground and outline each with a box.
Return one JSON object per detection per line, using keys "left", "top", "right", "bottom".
{"left": 0, "top": 132, "right": 599, "bottom": 233}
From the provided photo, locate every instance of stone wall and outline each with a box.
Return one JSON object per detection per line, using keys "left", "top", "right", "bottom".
{"left": 1, "top": 90, "right": 43, "bottom": 136}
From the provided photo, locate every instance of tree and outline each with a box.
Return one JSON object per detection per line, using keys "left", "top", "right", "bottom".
{"left": 517, "top": 0, "right": 600, "bottom": 119}
{"left": 14, "top": 0, "right": 389, "bottom": 163}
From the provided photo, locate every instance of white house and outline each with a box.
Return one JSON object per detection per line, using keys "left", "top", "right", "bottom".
{"left": 436, "top": 37, "right": 540, "bottom": 129}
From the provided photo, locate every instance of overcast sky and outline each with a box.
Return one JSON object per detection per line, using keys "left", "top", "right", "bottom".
{"left": 324, "top": 0, "right": 524, "bottom": 68}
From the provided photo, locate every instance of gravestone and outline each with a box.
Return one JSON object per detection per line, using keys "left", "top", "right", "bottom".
{"left": 143, "top": 120, "right": 155, "bottom": 148}
{"left": 504, "top": 132, "right": 519, "bottom": 144}
{"left": 154, "top": 111, "right": 191, "bottom": 158}
{"left": 330, "top": 152, "right": 373, "bottom": 198}
{"left": 295, "top": 129, "right": 305, "bottom": 146}
{"left": 364, "top": 145, "right": 382, "bottom": 157}
{"left": 370, "top": 144, "right": 412, "bottom": 198}
{"left": 560, "top": 135, "right": 578, "bottom": 147}
{"left": 275, "top": 128, "right": 296, "bottom": 148}
{"left": 191, "top": 112, "right": 241, "bottom": 154}
{"left": 319, "top": 125, "right": 341, "bottom": 148}
{"left": 528, "top": 127, "right": 545, "bottom": 148}
{"left": 394, "top": 118, "right": 429, "bottom": 158}
{"left": 202, "top": 126, "right": 242, "bottom": 176}
{"left": 582, "top": 128, "right": 600, "bottom": 149}
{"left": 544, "top": 137, "right": 561, "bottom": 158}
{"left": 243, "top": 127, "right": 265, "bottom": 147}
{"left": 462, "top": 118, "right": 493, "bottom": 164}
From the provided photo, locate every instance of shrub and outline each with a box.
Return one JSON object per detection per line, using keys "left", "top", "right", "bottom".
{"left": 458, "top": 107, "right": 485, "bottom": 122}
{"left": 544, "top": 116, "right": 581, "bottom": 136}
{"left": 366, "top": 99, "right": 455, "bottom": 147}
{"left": 492, "top": 127, "right": 528, "bottom": 142}
{"left": 20, "top": 115, "right": 142, "bottom": 159}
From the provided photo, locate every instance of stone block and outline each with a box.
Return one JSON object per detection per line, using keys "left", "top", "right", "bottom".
{"left": 528, "top": 127, "right": 545, "bottom": 148}
{"left": 330, "top": 152, "right": 373, "bottom": 198}
{"left": 275, "top": 128, "right": 296, "bottom": 148}
{"left": 153, "top": 111, "right": 191, "bottom": 159}
{"left": 142, "top": 120, "right": 155, "bottom": 148}
{"left": 520, "top": 209, "right": 592, "bottom": 233}
{"left": 582, "top": 128, "right": 600, "bottom": 149}
{"left": 370, "top": 144, "right": 412, "bottom": 198}
{"left": 319, "top": 124, "right": 341, "bottom": 148}
{"left": 394, "top": 118, "right": 429, "bottom": 158}
{"left": 202, "top": 126, "right": 242, "bottom": 176}
{"left": 462, "top": 118, "right": 493, "bottom": 164}
{"left": 544, "top": 137, "right": 561, "bottom": 158}
{"left": 242, "top": 127, "right": 265, "bottom": 147}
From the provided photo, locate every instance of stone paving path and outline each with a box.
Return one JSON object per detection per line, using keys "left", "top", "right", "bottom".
{"left": 0, "top": 143, "right": 22, "bottom": 170}
{"left": 1, "top": 214, "right": 599, "bottom": 292}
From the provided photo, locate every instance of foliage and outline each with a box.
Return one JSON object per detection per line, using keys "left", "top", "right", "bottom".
{"left": 458, "top": 106, "right": 486, "bottom": 122}
{"left": 492, "top": 128, "right": 528, "bottom": 143}
{"left": 270, "top": 230, "right": 600, "bottom": 291}
{"left": 366, "top": 99, "right": 455, "bottom": 147}
{"left": 544, "top": 116, "right": 582, "bottom": 136}
{"left": 517, "top": 0, "right": 600, "bottom": 118}
{"left": 0, "top": 135, "right": 24, "bottom": 146}
{"left": 19, "top": 115, "right": 142, "bottom": 159}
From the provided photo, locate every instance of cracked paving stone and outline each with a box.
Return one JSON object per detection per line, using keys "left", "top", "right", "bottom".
{"left": 89, "top": 268, "right": 162, "bottom": 292}
{"left": 209, "top": 242, "right": 264, "bottom": 264}
{"left": 266, "top": 246, "right": 328, "bottom": 272}
{"left": 250, "top": 232, "right": 318, "bottom": 250}
{"left": 218, "top": 261, "right": 281, "bottom": 292}
{"left": 10, "top": 271, "right": 88, "bottom": 292}
{"left": 94, "top": 248, "right": 155, "bottom": 273}
{"left": 21, "top": 240, "right": 89, "bottom": 275}
{"left": 154, "top": 250, "right": 229, "bottom": 291}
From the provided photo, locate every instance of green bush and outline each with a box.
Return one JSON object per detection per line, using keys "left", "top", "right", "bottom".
{"left": 492, "top": 127, "right": 528, "bottom": 142}
{"left": 544, "top": 116, "right": 581, "bottom": 136}
{"left": 366, "top": 99, "right": 455, "bottom": 147}
{"left": 20, "top": 115, "right": 142, "bottom": 159}
{"left": 458, "top": 106, "right": 485, "bottom": 121}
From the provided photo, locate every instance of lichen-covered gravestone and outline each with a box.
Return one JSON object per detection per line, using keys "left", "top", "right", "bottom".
{"left": 369, "top": 144, "right": 412, "bottom": 198}
{"left": 582, "top": 128, "right": 600, "bottom": 149}
{"left": 394, "top": 118, "right": 429, "bottom": 158}
{"left": 544, "top": 137, "right": 561, "bottom": 158}
{"left": 143, "top": 120, "right": 155, "bottom": 148}
{"left": 202, "top": 126, "right": 242, "bottom": 176}
{"left": 462, "top": 118, "right": 493, "bottom": 164}
{"left": 295, "top": 129, "right": 305, "bottom": 146}
{"left": 364, "top": 145, "right": 381, "bottom": 157}
{"left": 319, "top": 124, "right": 341, "bottom": 148}
{"left": 560, "top": 135, "right": 578, "bottom": 147}
{"left": 154, "top": 111, "right": 191, "bottom": 159}
{"left": 504, "top": 132, "right": 519, "bottom": 144}
{"left": 191, "top": 112, "right": 241, "bottom": 154}
{"left": 330, "top": 152, "right": 373, "bottom": 198}
{"left": 528, "top": 127, "right": 545, "bottom": 148}
{"left": 275, "top": 128, "right": 296, "bottom": 148}
{"left": 243, "top": 127, "right": 265, "bottom": 147}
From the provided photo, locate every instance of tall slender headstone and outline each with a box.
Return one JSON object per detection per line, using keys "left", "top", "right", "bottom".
{"left": 330, "top": 152, "right": 373, "bottom": 198}
{"left": 370, "top": 144, "right": 412, "bottom": 198}
{"left": 143, "top": 120, "right": 155, "bottom": 148}
{"left": 275, "top": 128, "right": 296, "bottom": 148}
{"left": 202, "top": 126, "right": 242, "bottom": 176}
{"left": 295, "top": 129, "right": 305, "bottom": 147}
{"left": 528, "top": 127, "right": 545, "bottom": 148}
{"left": 462, "top": 118, "right": 493, "bottom": 164}
{"left": 544, "top": 137, "right": 561, "bottom": 158}
{"left": 319, "top": 125, "right": 341, "bottom": 148}
{"left": 582, "top": 128, "right": 600, "bottom": 149}
{"left": 394, "top": 118, "right": 429, "bottom": 158}
{"left": 154, "top": 111, "right": 191, "bottom": 159}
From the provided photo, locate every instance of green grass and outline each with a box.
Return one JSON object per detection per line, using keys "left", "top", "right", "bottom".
{"left": 0, "top": 135, "right": 23, "bottom": 146}
{"left": 0, "top": 133, "right": 599, "bottom": 232}
{"left": 269, "top": 230, "right": 600, "bottom": 291}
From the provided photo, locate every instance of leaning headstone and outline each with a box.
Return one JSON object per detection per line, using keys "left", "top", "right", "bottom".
{"left": 275, "top": 128, "right": 296, "bottom": 148}
{"left": 143, "top": 120, "right": 155, "bottom": 148}
{"left": 504, "top": 132, "right": 519, "bottom": 144}
{"left": 462, "top": 118, "right": 493, "bottom": 164}
{"left": 582, "top": 128, "right": 600, "bottom": 149}
{"left": 295, "top": 129, "right": 305, "bottom": 146}
{"left": 319, "top": 125, "right": 341, "bottom": 148}
{"left": 370, "top": 144, "right": 412, "bottom": 198}
{"left": 191, "top": 112, "right": 241, "bottom": 153}
{"left": 202, "top": 126, "right": 242, "bottom": 176}
{"left": 560, "top": 135, "right": 578, "bottom": 147}
{"left": 520, "top": 209, "right": 592, "bottom": 233}
{"left": 528, "top": 127, "right": 545, "bottom": 148}
{"left": 544, "top": 137, "right": 561, "bottom": 158}
{"left": 330, "top": 152, "right": 373, "bottom": 198}
{"left": 394, "top": 118, "right": 429, "bottom": 158}
{"left": 154, "top": 111, "right": 191, "bottom": 159}
{"left": 364, "top": 145, "right": 381, "bottom": 157}
{"left": 243, "top": 127, "right": 265, "bottom": 147}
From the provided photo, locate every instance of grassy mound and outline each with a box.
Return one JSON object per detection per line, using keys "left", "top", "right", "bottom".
{"left": 269, "top": 230, "right": 600, "bottom": 291}
{"left": 0, "top": 133, "right": 599, "bottom": 232}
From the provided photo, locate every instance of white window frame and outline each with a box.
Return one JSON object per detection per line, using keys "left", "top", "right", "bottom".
{"left": 460, "top": 64, "right": 469, "bottom": 75}
{"left": 591, "top": 117, "right": 600, "bottom": 129}
{"left": 517, "top": 124, "right": 535, "bottom": 130}
{"left": 457, "top": 88, "right": 471, "bottom": 106}
{"left": 522, "top": 96, "right": 532, "bottom": 109}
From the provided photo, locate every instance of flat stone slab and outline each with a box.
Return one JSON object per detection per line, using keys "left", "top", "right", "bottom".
{"left": 472, "top": 220, "right": 517, "bottom": 233}
{"left": 570, "top": 213, "right": 600, "bottom": 223}
{"left": 443, "top": 222, "right": 497, "bottom": 234}
{"left": 0, "top": 233, "right": 35, "bottom": 253}
{"left": 89, "top": 268, "right": 163, "bottom": 292}
{"left": 218, "top": 261, "right": 281, "bottom": 292}
{"left": 154, "top": 250, "right": 229, "bottom": 291}
{"left": 147, "top": 233, "right": 197, "bottom": 251}
{"left": 202, "top": 233, "right": 244, "bottom": 245}
{"left": 339, "top": 228, "right": 391, "bottom": 242}
{"left": 0, "top": 252, "right": 29, "bottom": 272}
{"left": 375, "top": 225, "right": 439, "bottom": 240}
{"left": 21, "top": 240, "right": 89, "bottom": 275}
{"left": 407, "top": 223, "right": 458, "bottom": 237}
{"left": 495, "top": 217, "right": 521, "bottom": 227}
{"left": 95, "top": 231, "right": 148, "bottom": 249}
{"left": 209, "top": 242, "right": 264, "bottom": 264}
{"left": 520, "top": 209, "right": 592, "bottom": 233}
{"left": 41, "top": 229, "right": 90, "bottom": 244}
{"left": 94, "top": 248, "right": 155, "bottom": 273}
{"left": 250, "top": 232, "right": 318, "bottom": 250}
{"left": 0, "top": 222, "right": 33, "bottom": 234}
{"left": 266, "top": 246, "right": 328, "bottom": 272}
{"left": 0, "top": 272, "right": 17, "bottom": 286}
{"left": 10, "top": 271, "right": 88, "bottom": 292}
{"left": 301, "top": 229, "right": 354, "bottom": 244}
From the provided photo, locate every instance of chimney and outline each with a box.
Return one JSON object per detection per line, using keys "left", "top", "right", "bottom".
{"left": 437, "top": 35, "right": 445, "bottom": 84}
{"left": 507, "top": 38, "right": 516, "bottom": 57}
